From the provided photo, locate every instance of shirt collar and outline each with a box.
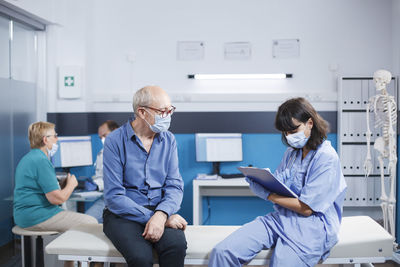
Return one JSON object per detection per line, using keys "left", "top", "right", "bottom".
{"left": 33, "top": 148, "right": 50, "bottom": 161}
{"left": 125, "top": 118, "right": 164, "bottom": 142}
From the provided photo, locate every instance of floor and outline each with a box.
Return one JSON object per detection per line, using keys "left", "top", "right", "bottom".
{"left": 374, "top": 262, "right": 399, "bottom": 267}
{"left": 0, "top": 240, "right": 21, "bottom": 267}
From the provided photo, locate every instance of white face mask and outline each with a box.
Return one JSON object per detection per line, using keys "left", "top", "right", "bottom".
{"left": 286, "top": 131, "right": 310, "bottom": 149}
{"left": 144, "top": 111, "right": 171, "bottom": 133}
{"left": 47, "top": 143, "right": 59, "bottom": 157}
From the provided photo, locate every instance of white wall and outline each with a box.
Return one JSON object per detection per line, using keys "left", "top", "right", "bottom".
{"left": 10, "top": 0, "right": 396, "bottom": 112}
{"left": 392, "top": 0, "right": 400, "bottom": 76}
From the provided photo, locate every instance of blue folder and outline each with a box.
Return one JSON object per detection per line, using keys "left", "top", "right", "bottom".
{"left": 237, "top": 166, "right": 298, "bottom": 198}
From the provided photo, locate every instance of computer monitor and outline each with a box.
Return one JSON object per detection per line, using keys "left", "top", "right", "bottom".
{"left": 195, "top": 133, "right": 243, "bottom": 175}
{"left": 51, "top": 136, "right": 93, "bottom": 168}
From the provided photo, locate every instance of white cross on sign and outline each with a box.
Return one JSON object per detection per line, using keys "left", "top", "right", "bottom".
{"left": 64, "top": 76, "right": 75, "bottom": 87}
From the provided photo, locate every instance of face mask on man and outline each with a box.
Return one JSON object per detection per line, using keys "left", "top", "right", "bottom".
{"left": 286, "top": 131, "right": 309, "bottom": 149}
{"left": 47, "top": 143, "right": 59, "bottom": 157}
{"left": 144, "top": 111, "right": 171, "bottom": 133}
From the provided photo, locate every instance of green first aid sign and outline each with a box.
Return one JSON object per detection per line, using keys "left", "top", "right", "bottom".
{"left": 64, "top": 76, "right": 75, "bottom": 87}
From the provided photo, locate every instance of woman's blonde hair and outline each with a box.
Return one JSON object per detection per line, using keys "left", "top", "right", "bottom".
{"left": 28, "top": 121, "right": 55, "bottom": 149}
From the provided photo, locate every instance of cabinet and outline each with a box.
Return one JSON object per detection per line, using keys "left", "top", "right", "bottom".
{"left": 338, "top": 77, "right": 397, "bottom": 207}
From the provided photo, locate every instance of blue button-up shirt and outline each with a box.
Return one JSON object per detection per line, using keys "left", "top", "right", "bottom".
{"left": 103, "top": 119, "right": 184, "bottom": 225}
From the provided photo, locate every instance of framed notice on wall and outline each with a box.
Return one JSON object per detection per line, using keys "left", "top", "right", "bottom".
{"left": 177, "top": 41, "right": 205, "bottom": 61}
{"left": 224, "top": 42, "right": 251, "bottom": 60}
{"left": 272, "top": 39, "right": 300, "bottom": 59}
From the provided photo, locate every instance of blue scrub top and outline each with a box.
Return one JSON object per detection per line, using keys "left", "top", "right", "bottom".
{"left": 13, "top": 149, "right": 62, "bottom": 228}
{"left": 264, "top": 140, "right": 347, "bottom": 266}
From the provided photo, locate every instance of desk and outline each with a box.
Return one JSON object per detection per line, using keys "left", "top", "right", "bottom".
{"left": 68, "top": 191, "right": 103, "bottom": 213}
{"left": 6, "top": 192, "right": 103, "bottom": 213}
{"left": 193, "top": 177, "right": 255, "bottom": 225}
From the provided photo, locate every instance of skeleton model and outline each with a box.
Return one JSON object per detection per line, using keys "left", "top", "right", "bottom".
{"left": 364, "top": 69, "right": 397, "bottom": 237}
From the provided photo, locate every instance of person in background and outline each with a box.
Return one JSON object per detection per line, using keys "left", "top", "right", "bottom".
{"left": 103, "top": 86, "right": 187, "bottom": 267}
{"left": 85, "top": 120, "right": 119, "bottom": 223}
{"left": 208, "top": 97, "right": 347, "bottom": 267}
{"left": 13, "top": 121, "right": 97, "bottom": 267}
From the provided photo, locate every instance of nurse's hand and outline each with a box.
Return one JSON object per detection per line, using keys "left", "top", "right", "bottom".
{"left": 245, "top": 177, "right": 271, "bottom": 200}
{"left": 143, "top": 211, "right": 167, "bottom": 243}
{"left": 165, "top": 214, "right": 188, "bottom": 230}
{"left": 66, "top": 174, "right": 78, "bottom": 189}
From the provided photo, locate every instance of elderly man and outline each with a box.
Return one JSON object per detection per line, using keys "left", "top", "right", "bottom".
{"left": 85, "top": 120, "right": 119, "bottom": 223}
{"left": 103, "top": 86, "right": 187, "bottom": 267}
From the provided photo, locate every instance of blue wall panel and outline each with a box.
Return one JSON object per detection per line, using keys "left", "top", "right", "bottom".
{"left": 55, "top": 129, "right": 400, "bottom": 241}
{"left": 174, "top": 133, "right": 337, "bottom": 225}
{"left": 47, "top": 111, "right": 400, "bottom": 240}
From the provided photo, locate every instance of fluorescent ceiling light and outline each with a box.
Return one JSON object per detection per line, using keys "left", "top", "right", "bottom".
{"left": 188, "top": 74, "right": 292, "bottom": 80}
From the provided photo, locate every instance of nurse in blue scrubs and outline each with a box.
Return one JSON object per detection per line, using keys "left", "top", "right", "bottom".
{"left": 208, "top": 97, "right": 347, "bottom": 267}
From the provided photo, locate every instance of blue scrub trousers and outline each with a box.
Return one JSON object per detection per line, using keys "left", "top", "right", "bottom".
{"left": 208, "top": 216, "right": 308, "bottom": 267}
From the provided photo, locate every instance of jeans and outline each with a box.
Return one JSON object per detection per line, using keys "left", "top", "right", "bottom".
{"left": 103, "top": 208, "right": 187, "bottom": 267}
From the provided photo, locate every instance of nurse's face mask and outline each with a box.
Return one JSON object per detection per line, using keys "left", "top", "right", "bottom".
{"left": 285, "top": 118, "right": 312, "bottom": 149}
{"left": 45, "top": 132, "right": 59, "bottom": 157}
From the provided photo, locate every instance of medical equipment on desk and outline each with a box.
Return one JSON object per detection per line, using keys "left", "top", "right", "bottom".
{"left": 51, "top": 136, "right": 93, "bottom": 169}
{"left": 195, "top": 133, "right": 243, "bottom": 178}
{"left": 364, "top": 69, "right": 397, "bottom": 238}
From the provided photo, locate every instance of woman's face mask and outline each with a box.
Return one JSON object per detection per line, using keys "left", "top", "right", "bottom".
{"left": 45, "top": 132, "right": 59, "bottom": 157}
{"left": 286, "top": 131, "right": 309, "bottom": 148}
{"left": 285, "top": 119, "right": 312, "bottom": 149}
{"left": 47, "top": 143, "right": 59, "bottom": 157}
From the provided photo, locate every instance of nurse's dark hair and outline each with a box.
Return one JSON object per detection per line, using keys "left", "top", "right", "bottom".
{"left": 274, "top": 97, "right": 329, "bottom": 150}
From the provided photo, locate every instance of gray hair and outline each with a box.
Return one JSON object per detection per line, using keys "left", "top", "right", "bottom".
{"left": 132, "top": 86, "right": 153, "bottom": 115}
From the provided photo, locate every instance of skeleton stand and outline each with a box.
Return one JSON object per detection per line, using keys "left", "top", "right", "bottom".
{"left": 364, "top": 89, "right": 397, "bottom": 239}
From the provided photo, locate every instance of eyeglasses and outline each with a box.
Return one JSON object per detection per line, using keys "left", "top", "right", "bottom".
{"left": 142, "top": 105, "right": 176, "bottom": 118}
{"left": 46, "top": 133, "right": 58, "bottom": 138}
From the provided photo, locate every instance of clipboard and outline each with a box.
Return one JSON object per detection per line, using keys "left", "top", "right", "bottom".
{"left": 237, "top": 166, "right": 298, "bottom": 198}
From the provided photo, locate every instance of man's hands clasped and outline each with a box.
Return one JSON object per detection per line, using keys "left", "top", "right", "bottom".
{"left": 165, "top": 214, "right": 187, "bottom": 230}
{"left": 143, "top": 211, "right": 167, "bottom": 242}
{"left": 143, "top": 212, "right": 188, "bottom": 243}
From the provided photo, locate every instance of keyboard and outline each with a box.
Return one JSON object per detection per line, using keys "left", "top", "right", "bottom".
{"left": 220, "top": 173, "right": 244, "bottom": 179}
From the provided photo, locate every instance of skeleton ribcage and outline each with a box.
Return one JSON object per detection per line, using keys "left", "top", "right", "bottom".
{"left": 372, "top": 95, "right": 397, "bottom": 143}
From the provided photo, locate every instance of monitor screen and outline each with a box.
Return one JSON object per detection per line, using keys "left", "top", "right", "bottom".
{"left": 51, "top": 136, "right": 93, "bottom": 168}
{"left": 195, "top": 133, "right": 243, "bottom": 162}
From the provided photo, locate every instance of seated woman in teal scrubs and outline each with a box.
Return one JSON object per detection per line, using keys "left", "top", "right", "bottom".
{"left": 209, "top": 97, "right": 347, "bottom": 267}
{"left": 13, "top": 121, "right": 97, "bottom": 234}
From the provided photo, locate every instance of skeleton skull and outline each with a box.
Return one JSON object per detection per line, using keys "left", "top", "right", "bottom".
{"left": 373, "top": 69, "right": 392, "bottom": 91}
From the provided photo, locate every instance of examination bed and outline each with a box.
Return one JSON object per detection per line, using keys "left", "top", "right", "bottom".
{"left": 45, "top": 216, "right": 395, "bottom": 266}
